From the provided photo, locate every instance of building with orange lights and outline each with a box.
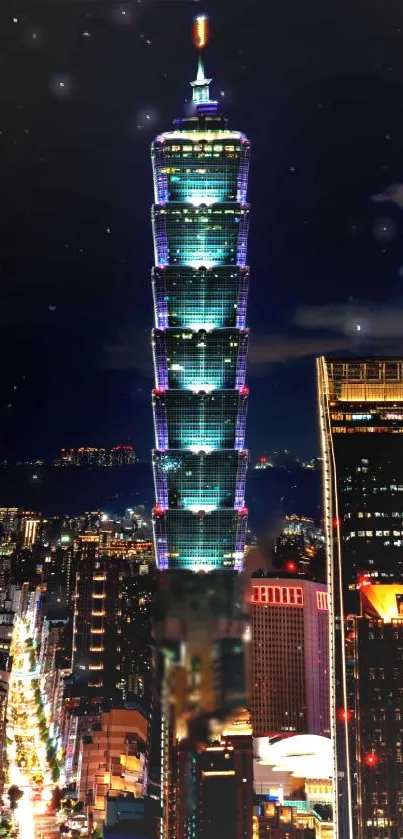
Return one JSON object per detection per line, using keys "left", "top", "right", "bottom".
{"left": 71, "top": 535, "right": 122, "bottom": 694}
{"left": 250, "top": 572, "right": 329, "bottom": 738}
{"left": 173, "top": 714, "right": 253, "bottom": 839}
{"left": 57, "top": 446, "right": 136, "bottom": 467}
{"left": 317, "top": 357, "right": 403, "bottom": 838}
{"left": 76, "top": 707, "right": 148, "bottom": 821}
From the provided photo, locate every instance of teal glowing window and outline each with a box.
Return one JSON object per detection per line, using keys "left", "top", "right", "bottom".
{"left": 153, "top": 450, "right": 246, "bottom": 510}
{"left": 152, "top": 204, "right": 249, "bottom": 267}
{"left": 152, "top": 266, "right": 248, "bottom": 330}
{"left": 154, "top": 328, "right": 248, "bottom": 391}
{"left": 153, "top": 390, "right": 247, "bottom": 450}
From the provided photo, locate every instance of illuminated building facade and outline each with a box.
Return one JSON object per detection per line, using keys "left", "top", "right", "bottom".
{"left": 175, "top": 717, "right": 253, "bottom": 839}
{"left": 148, "top": 19, "right": 252, "bottom": 837}
{"left": 317, "top": 357, "right": 403, "bottom": 838}
{"left": 150, "top": 42, "right": 250, "bottom": 572}
{"left": 250, "top": 572, "right": 329, "bottom": 738}
{"left": 71, "top": 535, "right": 122, "bottom": 694}
{"left": 355, "top": 585, "right": 403, "bottom": 839}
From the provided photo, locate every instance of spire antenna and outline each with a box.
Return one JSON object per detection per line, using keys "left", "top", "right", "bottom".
{"left": 193, "top": 14, "right": 209, "bottom": 50}
{"left": 190, "top": 15, "right": 218, "bottom": 114}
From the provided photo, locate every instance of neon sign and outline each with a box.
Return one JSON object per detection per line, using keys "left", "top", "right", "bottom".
{"left": 316, "top": 590, "right": 329, "bottom": 611}
{"left": 252, "top": 585, "right": 303, "bottom": 606}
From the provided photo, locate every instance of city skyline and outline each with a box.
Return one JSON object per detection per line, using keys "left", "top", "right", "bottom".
{"left": 2, "top": 5, "right": 403, "bottom": 839}
{"left": 3, "top": 1, "right": 403, "bottom": 460}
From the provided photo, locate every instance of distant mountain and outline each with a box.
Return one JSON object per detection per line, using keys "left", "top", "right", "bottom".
{"left": 0, "top": 463, "right": 154, "bottom": 516}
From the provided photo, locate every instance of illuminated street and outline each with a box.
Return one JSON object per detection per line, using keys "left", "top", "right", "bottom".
{"left": 6, "top": 617, "right": 57, "bottom": 839}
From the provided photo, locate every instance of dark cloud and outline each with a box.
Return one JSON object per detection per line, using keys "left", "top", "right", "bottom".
{"left": 294, "top": 299, "right": 403, "bottom": 338}
{"left": 248, "top": 299, "right": 403, "bottom": 372}
{"left": 104, "top": 299, "right": 403, "bottom": 378}
{"left": 248, "top": 334, "right": 354, "bottom": 371}
{"left": 103, "top": 328, "right": 153, "bottom": 376}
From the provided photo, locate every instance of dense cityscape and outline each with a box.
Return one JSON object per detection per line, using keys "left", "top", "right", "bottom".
{"left": 2, "top": 7, "right": 403, "bottom": 839}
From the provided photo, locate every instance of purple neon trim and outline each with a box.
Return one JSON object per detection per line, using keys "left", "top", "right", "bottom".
{"left": 235, "top": 269, "right": 249, "bottom": 329}
{"left": 234, "top": 452, "right": 248, "bottom": 509}
{"left": 235, "top": 334, "right": 248, "bottom": 389}
{"left": 153, "top": 331, "right": 169, "bottom": 390}
{"left": 235, "top": 396, "right": 248, "bottom": 449}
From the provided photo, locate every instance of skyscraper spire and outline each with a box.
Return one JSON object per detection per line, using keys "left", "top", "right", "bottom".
{"left": 190, "top": 55, "right": 212, "bottom": 106}
{"left": 197, "top": 55, "right": 205, "bottom": 82}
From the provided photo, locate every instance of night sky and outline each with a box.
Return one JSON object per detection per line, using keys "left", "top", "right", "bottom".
{"left": 2, "top": 0, "right": 403, "bottom": 461}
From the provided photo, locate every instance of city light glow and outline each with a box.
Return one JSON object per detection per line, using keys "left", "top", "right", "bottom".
{"left": 361, "top": 583, "right": 403, "bottom": 621}
{"left": 186, "top": 505, "right": 217, "bottom": 513}
{"left": 187, "top": 261, "right": 216, "bottom": 270}
{"left": 188, "top": 384, "right": 216, "bottom": 393}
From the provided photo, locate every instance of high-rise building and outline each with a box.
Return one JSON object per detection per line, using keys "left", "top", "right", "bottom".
{"left": 174, "top": 712, "right": 253, "bottom": 839}
{"left": 148, "top": 19, "right": 252, "bottom": 837}
{"left": 272, "top": 515, "right": 325, "bottom": 579}
{"left": 120, "top": 560, "right": 157, "bottom": 706}
{"left": 317, "top": 357, "right": 403, "bottom": 838}
{"left": 22, "top": 515, "right": 40, "bottom": 547}
{"left": 354, "top": 584, "right": 403, "bottom": 839}
{"left": 250, "top": 571, "right": 330, "bottom": 738}
{"left": 71, "top": 534, "right": 122, "bottom": 695}
{"left": 150, "top": 27, "right": 250, "bottom": 574}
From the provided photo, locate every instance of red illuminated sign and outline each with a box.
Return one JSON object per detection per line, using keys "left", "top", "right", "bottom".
{"left": 316, "top": 591, "right": 329, "bottom": 611}
{"left": 252, "top": 585, "right": 304, "bottom": 606}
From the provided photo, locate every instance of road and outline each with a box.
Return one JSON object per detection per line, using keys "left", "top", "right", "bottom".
{"left": 6, "top": 617, "right": 58, "bottom": 839}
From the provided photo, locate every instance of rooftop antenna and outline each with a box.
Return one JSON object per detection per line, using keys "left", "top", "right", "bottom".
{"left": 190, "top": 15, "right": 217, "bottom": 112}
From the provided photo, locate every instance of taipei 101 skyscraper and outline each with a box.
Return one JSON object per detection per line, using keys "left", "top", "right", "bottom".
{"left": 148, "top": 18, "right": 253, "bottom": 837}
{"left": 151, "top": 16, "right": 250, "bottom": 573}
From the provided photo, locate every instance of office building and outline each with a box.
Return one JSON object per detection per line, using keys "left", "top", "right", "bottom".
{"left": 71, "top": 534, "right": 122, "bottom": 695}
{"left": 174, "top": 712, "right": 253, "bottom": 839}
{"left": 120, "top": 560, "right": 157, "bottom": 705}
{"left": 354, "top": 584, "right": 403, "bottom": 839}
{"left": 273, "top": 515, "right": 325, "bottom": 578}
{"left": 76, "top": 707, "right": 148, "bottom": 819}
{"left": 250, "top": 572, "right": 330, "bottom": 738}
{"left": 317, "top": 357, "right": 403, "bottom": 838}
{"left": 22, "top": 515, "right": 40, "bottom": 547}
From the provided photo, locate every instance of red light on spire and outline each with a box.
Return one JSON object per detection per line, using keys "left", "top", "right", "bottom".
{"left": 239, "top": 507, "right": 248, "bottom": 516}
{"left": 259, "top": 456, "right": 267, "bottom": 463}
{"left": 193, "top": 15, "right": 209, "bottom": 49}
{"left": 153, "top": 506, "right": 165, "bottom": 516}
{"left": 364, "top": 752, "right": 378, "bottom": 768}
{"left": 240, "top": 386, "right": 249, "bottom": 396}
{"left": 332, "top": 518, "right": 341, "bottom": 529}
